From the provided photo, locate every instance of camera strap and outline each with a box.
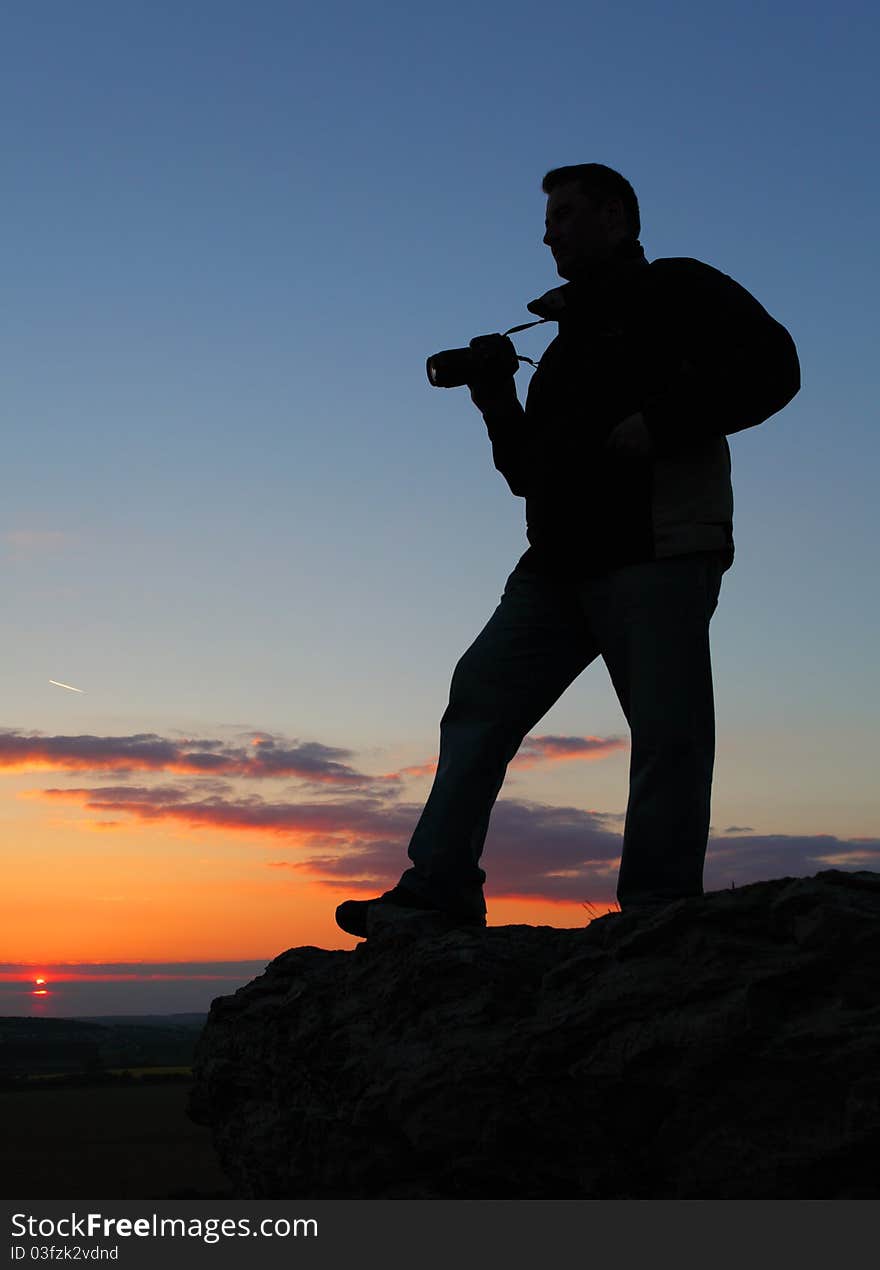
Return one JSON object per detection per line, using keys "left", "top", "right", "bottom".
{"left": 503, "top": 319, "right": 549, "bottom": 336}
{"left": 502, "top": 318, "right": 549, "bottom": 369}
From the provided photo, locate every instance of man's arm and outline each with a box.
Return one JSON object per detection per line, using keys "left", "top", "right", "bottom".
{"left": 640, "top": 261, "right": 801, "bottom": 458}
{"left": 469, "top": 375, "right": 530, "bottom": 497}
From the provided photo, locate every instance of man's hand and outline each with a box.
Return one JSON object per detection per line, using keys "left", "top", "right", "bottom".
{"left": 469, "top": 379, "right": 519, "bottom": 415}
{"left": 466, "top": 334, "right": 519, "bottom": 415}
{"left": 605, "top": 411, "right": 656, "bottom": 460}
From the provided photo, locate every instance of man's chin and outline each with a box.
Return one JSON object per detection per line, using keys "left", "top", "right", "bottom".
{"left": 554, "top": 250, "right": 612, "bottom": 281}
{"left": 554, "top": 253, "right": 592, "bottom": 281}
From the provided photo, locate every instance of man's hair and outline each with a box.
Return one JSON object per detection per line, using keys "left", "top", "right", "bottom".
{"left": 542, "top": 163, "right": 641, "bottom": 238}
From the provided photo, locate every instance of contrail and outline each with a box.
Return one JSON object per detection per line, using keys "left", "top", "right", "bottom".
{"left": 49, "top": 679, "right": 85, "bottom": 694}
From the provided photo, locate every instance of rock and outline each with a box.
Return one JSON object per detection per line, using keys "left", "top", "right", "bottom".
{"left": 187, "top": 870, "right": 880, "bottom": 1198}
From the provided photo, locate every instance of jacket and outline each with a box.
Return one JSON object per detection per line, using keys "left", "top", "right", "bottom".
{"left": 484, "top": 239, "right": 801, "bottom": 578}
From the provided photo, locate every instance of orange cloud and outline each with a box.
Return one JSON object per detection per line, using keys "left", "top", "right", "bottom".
{"left": 385, "top": 735, "right": 626, "bottom": 780}
{"left": 510, "top": 734, "right": 628, "bottom": 768}
{"left": 39, "top": 783, "right": 418, "bottom": 844}
{"left": 0, "top": 728, "right": 627, "bottom": 787}
{"left": 385, "top": 760, "right": 438, "bottom": 780}
{"left": 18, "top": 779, "right": 880, "bottom": 911}
{"left": 0, "top": 730, "right": 380, "bottom": 785}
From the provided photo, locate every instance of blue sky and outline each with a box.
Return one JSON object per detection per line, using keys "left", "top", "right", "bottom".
{"left": 1, "top": 1, "right": 878, "bottom": 1012}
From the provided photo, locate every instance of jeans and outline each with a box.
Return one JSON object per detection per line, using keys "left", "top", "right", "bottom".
{"left": 397, "top": 549, "right": 727, "bottom": 917}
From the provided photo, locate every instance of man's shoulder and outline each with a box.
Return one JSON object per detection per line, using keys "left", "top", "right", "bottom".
{"left": 637, "top": 256, "right": 761, "bottom": 317}
{"left": 641, "top": 256, "right": 782, "bottom": 332}
{"left": 643, "top": 255, "right": 730, "bottom": 285}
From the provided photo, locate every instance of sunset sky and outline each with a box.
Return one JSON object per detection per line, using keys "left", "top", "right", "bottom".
{"left": 2, "top": 1, "right": 878, "bottom": 1016}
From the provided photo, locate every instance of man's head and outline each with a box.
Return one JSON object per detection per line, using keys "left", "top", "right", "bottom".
{"left": 541, "top": 163, "right": 640, "bottom": 280}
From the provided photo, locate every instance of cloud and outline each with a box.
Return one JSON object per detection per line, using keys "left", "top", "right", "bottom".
{"left": 9, "top": 728, "right": 877, "bottom": 909}
{"left": 510, "top": 734, "right": 627, "bottom": 768}
{"left": 0, "top": 729, "right": 380, "bottom": 786}
{"left": 39, "top": 780, "right": 879, "bottom": 907}
{"left": 301, "top": 820, "right": 880, "bottom": 906}
{"left": 41, "top": 783, "right": 420, "bottom": 844}
{"left": 388, "top": 760, "right": 438, "bottom": 780}
{"left": 247, "top": 797, "right": 628, "bottom": 902}
{"left": 0, "top": 728, "right": 625, "bottom": 786}
{"left": 390, "top": 734, "right": 627, "bottom": 780}
{"left": 42, "top": 782, "right": 622, "bottom": 898}
{"left": 704, "top": 833, "right": 880, "bottom": 886}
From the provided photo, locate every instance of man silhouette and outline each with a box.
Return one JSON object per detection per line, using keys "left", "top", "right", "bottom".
{"left": 336, "top": 163, "right": 800, "bottom": 939}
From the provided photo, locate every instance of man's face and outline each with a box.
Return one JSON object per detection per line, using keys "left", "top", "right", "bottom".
{"left": 542, "top": 181, "right": 628, "bottom": 280}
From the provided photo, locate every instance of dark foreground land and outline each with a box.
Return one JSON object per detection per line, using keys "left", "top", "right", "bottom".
{"left": 0, "top": 1079, "right": 232, "bottom": 1199}
{"left": 0, "top": 1016, "right": 231, "bottom": 1198}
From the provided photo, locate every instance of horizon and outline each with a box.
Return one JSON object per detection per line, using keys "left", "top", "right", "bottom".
{"left": 2, "top": 0, "right": 878, "bottom": 1006}
{"left": 0, "top": 960, "right": 269, "bottom": 1017}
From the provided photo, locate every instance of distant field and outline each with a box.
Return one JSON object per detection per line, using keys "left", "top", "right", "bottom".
{"left": 25, "top": 1066, "right": 193, "bottom": 1081}
{"left": 0, "top": 1081, "right": 233, "bottom": 1199}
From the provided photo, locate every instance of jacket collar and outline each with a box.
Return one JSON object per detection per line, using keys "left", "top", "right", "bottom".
{"left": 527, "top": 239, "right": 649, "bottom": 322}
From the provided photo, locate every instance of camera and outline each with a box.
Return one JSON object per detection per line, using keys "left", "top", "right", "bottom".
{"left": 426, "top": 333, "right": 520, "bottom": 389}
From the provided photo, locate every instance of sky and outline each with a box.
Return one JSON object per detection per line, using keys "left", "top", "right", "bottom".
{"left": 1, "top": 0, "right": 878, "bottom": 1016}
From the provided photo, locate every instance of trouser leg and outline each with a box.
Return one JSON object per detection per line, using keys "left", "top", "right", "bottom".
{"left": 397, "top": 566, "right": 599, "bottom": 918}
{"left": 586, "top": 551, "right": 726, "bottom": 907}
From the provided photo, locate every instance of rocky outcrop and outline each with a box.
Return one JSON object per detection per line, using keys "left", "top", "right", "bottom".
{"left": 188, "top": 870, "right": 880, "bottom": 1198}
